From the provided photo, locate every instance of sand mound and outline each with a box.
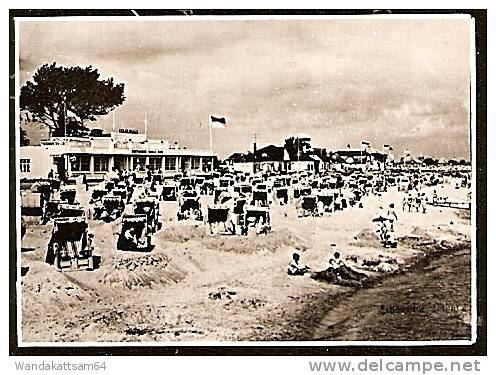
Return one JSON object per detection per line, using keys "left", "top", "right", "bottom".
{"left": 201, "top": 229, "right": 308, "bottom": 254}
{"left": 21, "top": 225, "right": 52, "bottom": 255}
{"left": 398, "top": 227, "right": 436, "bottom": 248}
{"left": 159, "top": 223, "right": 206, "bottom": 243}
{"left": 351, "top": 228, "right": 382, "bottom": 248}
{"left": 435, "top": 223, "right": 470, "bottom": 240}
{"left": 159, "top": 223, "right": 308, "bottom": 254}
{"left": 455, "top": 209, "right": 471, "bottom": 221}
{"left": 100, "top": 252, "right": 186, "bottom": 289}
{"left": 410, "top": 226, "right": 432, "bottom": 238}
{"left": 21, "top": 263, "right": 101, "bottom": 321}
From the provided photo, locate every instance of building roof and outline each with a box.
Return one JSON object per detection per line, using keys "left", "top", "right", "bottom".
{"left": 255, "top": 145, "right": 285, "bottom": 162}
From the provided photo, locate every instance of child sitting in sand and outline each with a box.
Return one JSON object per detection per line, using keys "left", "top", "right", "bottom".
{"left": 327, "top": 249, "right": 367, "bottom": 282}
{"left": 328, "top": 245, "right": 346, "bottom": 271}
{"left": 287, "top": 252, "right": 310, "bottom": 276}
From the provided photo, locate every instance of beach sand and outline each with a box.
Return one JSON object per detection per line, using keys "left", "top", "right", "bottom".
{"left": 19, "top": 182, "right": 471, "bottom": 342}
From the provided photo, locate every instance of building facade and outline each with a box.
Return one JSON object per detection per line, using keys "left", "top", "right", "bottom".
{"left": 20, "top": 129, "right": 216, "bottom": 179}
{"left": 226, "top": 137, "right": 323, "bottom": 174}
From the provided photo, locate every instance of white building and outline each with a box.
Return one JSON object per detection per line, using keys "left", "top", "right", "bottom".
{"left": 19, "top": 128, "right": 216, "bottom": 179}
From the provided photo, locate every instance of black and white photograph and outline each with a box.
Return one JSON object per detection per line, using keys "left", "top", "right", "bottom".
{"left": 9, "top": 9, "right": 486, "bottom": 358}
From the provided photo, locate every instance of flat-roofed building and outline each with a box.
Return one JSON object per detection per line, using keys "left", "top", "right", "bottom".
{"left": 19, "top": 128, "right": 216, "bottom": 179}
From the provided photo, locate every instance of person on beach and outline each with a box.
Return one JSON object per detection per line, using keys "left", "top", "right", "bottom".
{"left": 373, "top": 206, "right": 388, "bottom": 243}
{"left": 407, "top": 190, "right": 414, "bottom": 212}
{"left": 386, "top": 203, "right": 398, "bottom": 231}
{"left": 385, "top": 203, "right": 398, "bottom": 247}
{"left": 317, "top": 200, "right": 325, "bottom": 216}
{"left": 127, "top": 173, "right": 135, "bottom": 186}
{"left": 402, "top": 194, "right": 408, "bottom": 211}
{"left": 414, "top": 189, "right": 422, "bottom": 212}
{"left": 420, "top": 193, "right": 428, "bottom": 213}
{"left": 328, "top": 249, "right": 346, "bottom": 272}
{"left": 256, "top": 217, "right": 270, "bottom": 236}
{"left": 287, "top": 252, "right": 310, "bottom": 276}
{"left": 123, "top": 227, "right": 138, "bottom": 249}
{"left": 326, "top": 248, "right": 367, "bottom": 282}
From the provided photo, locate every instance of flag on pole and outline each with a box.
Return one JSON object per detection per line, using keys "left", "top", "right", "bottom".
{"left": 209, "top": 114, "right": 228, "bottom": 128}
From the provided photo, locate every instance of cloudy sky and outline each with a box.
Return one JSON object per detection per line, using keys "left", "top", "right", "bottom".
{"left": 19, "top": 17, "right": 471, "bottom": 159}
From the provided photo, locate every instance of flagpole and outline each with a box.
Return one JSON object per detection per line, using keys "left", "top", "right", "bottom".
{"left": 209, "top": 120, "right": 213, "bottom": 154}
{"left": 63, "top": 102, "right": 67, "bottom": 138}
{"left": 144, "top": 113, "right": 148, "bottom": 140}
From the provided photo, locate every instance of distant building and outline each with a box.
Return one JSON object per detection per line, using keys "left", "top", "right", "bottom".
{"left": 400, "top": 148, "right": 420, "bottom": 165}
{"left": 19, "top": 128, "right": 216, "bottom": 179}
{"left": 328, "top": 142, "right": 390, "bottom": 172}
{"left": 225, "top": 137, "right": 396, "bottom": 173}
{"left": 226, "top": 136, "right": 323, "bottom": 173}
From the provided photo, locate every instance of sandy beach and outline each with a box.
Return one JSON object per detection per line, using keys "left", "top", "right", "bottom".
{"left": 20, "top": 181, "right": 471, "bottom": 342}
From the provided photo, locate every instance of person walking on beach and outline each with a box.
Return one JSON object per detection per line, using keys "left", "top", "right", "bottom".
{"left": 414, "top": 189, "right": 421, "bottom": 212}
{"left": 386, "top": 203, "right": 398, "bottom": 233}
{"left": 373, "top": 205, "right": 388, "bottom": 243}
{"left": 407, "top": 190, "right": 414, "bottom": 212}
{"left": 420, "top": 193, "right": 428, "bottom": 213}
{"left": 385, "top": 203, "right": 398, "bottom": 248}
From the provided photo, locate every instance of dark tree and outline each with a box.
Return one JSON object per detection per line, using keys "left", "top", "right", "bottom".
{"left": 20, "top": 128, "right": 29, "bottom": 146}
{"left": 284, "top": 137, "right": 311, "bottom": 160}
{"left": 20, "top": 63, "right": 125, "bottom": 136}
{"left": 422, "top": 157, "right": 438, "bottom": 166}
{"left": 284, "top": 137, "right": 297, "bottom": 160}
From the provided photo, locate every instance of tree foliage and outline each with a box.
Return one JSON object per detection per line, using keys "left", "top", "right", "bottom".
{"left": 422, "top": 157, "right": 438, "bottom": 166}
{"left": 284, "top": 137, "right": 311, "bottom": 160}
{"left": 20, "top": 128, "right": 29, "bottom": 146}
{"left": 20, "top": 63, "right": 125, "bottom": 136}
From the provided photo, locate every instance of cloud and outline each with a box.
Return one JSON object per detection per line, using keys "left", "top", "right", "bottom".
{"left": 18, "top": 18, "right": 471, "bottom": 159}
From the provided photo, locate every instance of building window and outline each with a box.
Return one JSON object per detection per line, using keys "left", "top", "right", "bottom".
{"left": 71, "top": 155, "right": 90, "bottom": 172}
{"left": 133, "top": 156, "right": 146, "bottom": 171}
{"left": 114, "top": 156, "right": 127, "bottom": 171}
{"left": 192, "top": 157, "right": 201, "bottom": 170}
{"left": 149, "top": 157, "right": 162, "bottom": 171}
{"left": 164, "top": 157, "right": 176, "bottom": 171}
{"left": 202, "top": 158, "right": 212, "bottom": 172}
{"left": 20, "top": 158, "right": 30, "bottom": 173}
{"left": 94, "top": 156, "right": 109, "bottom": 172}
